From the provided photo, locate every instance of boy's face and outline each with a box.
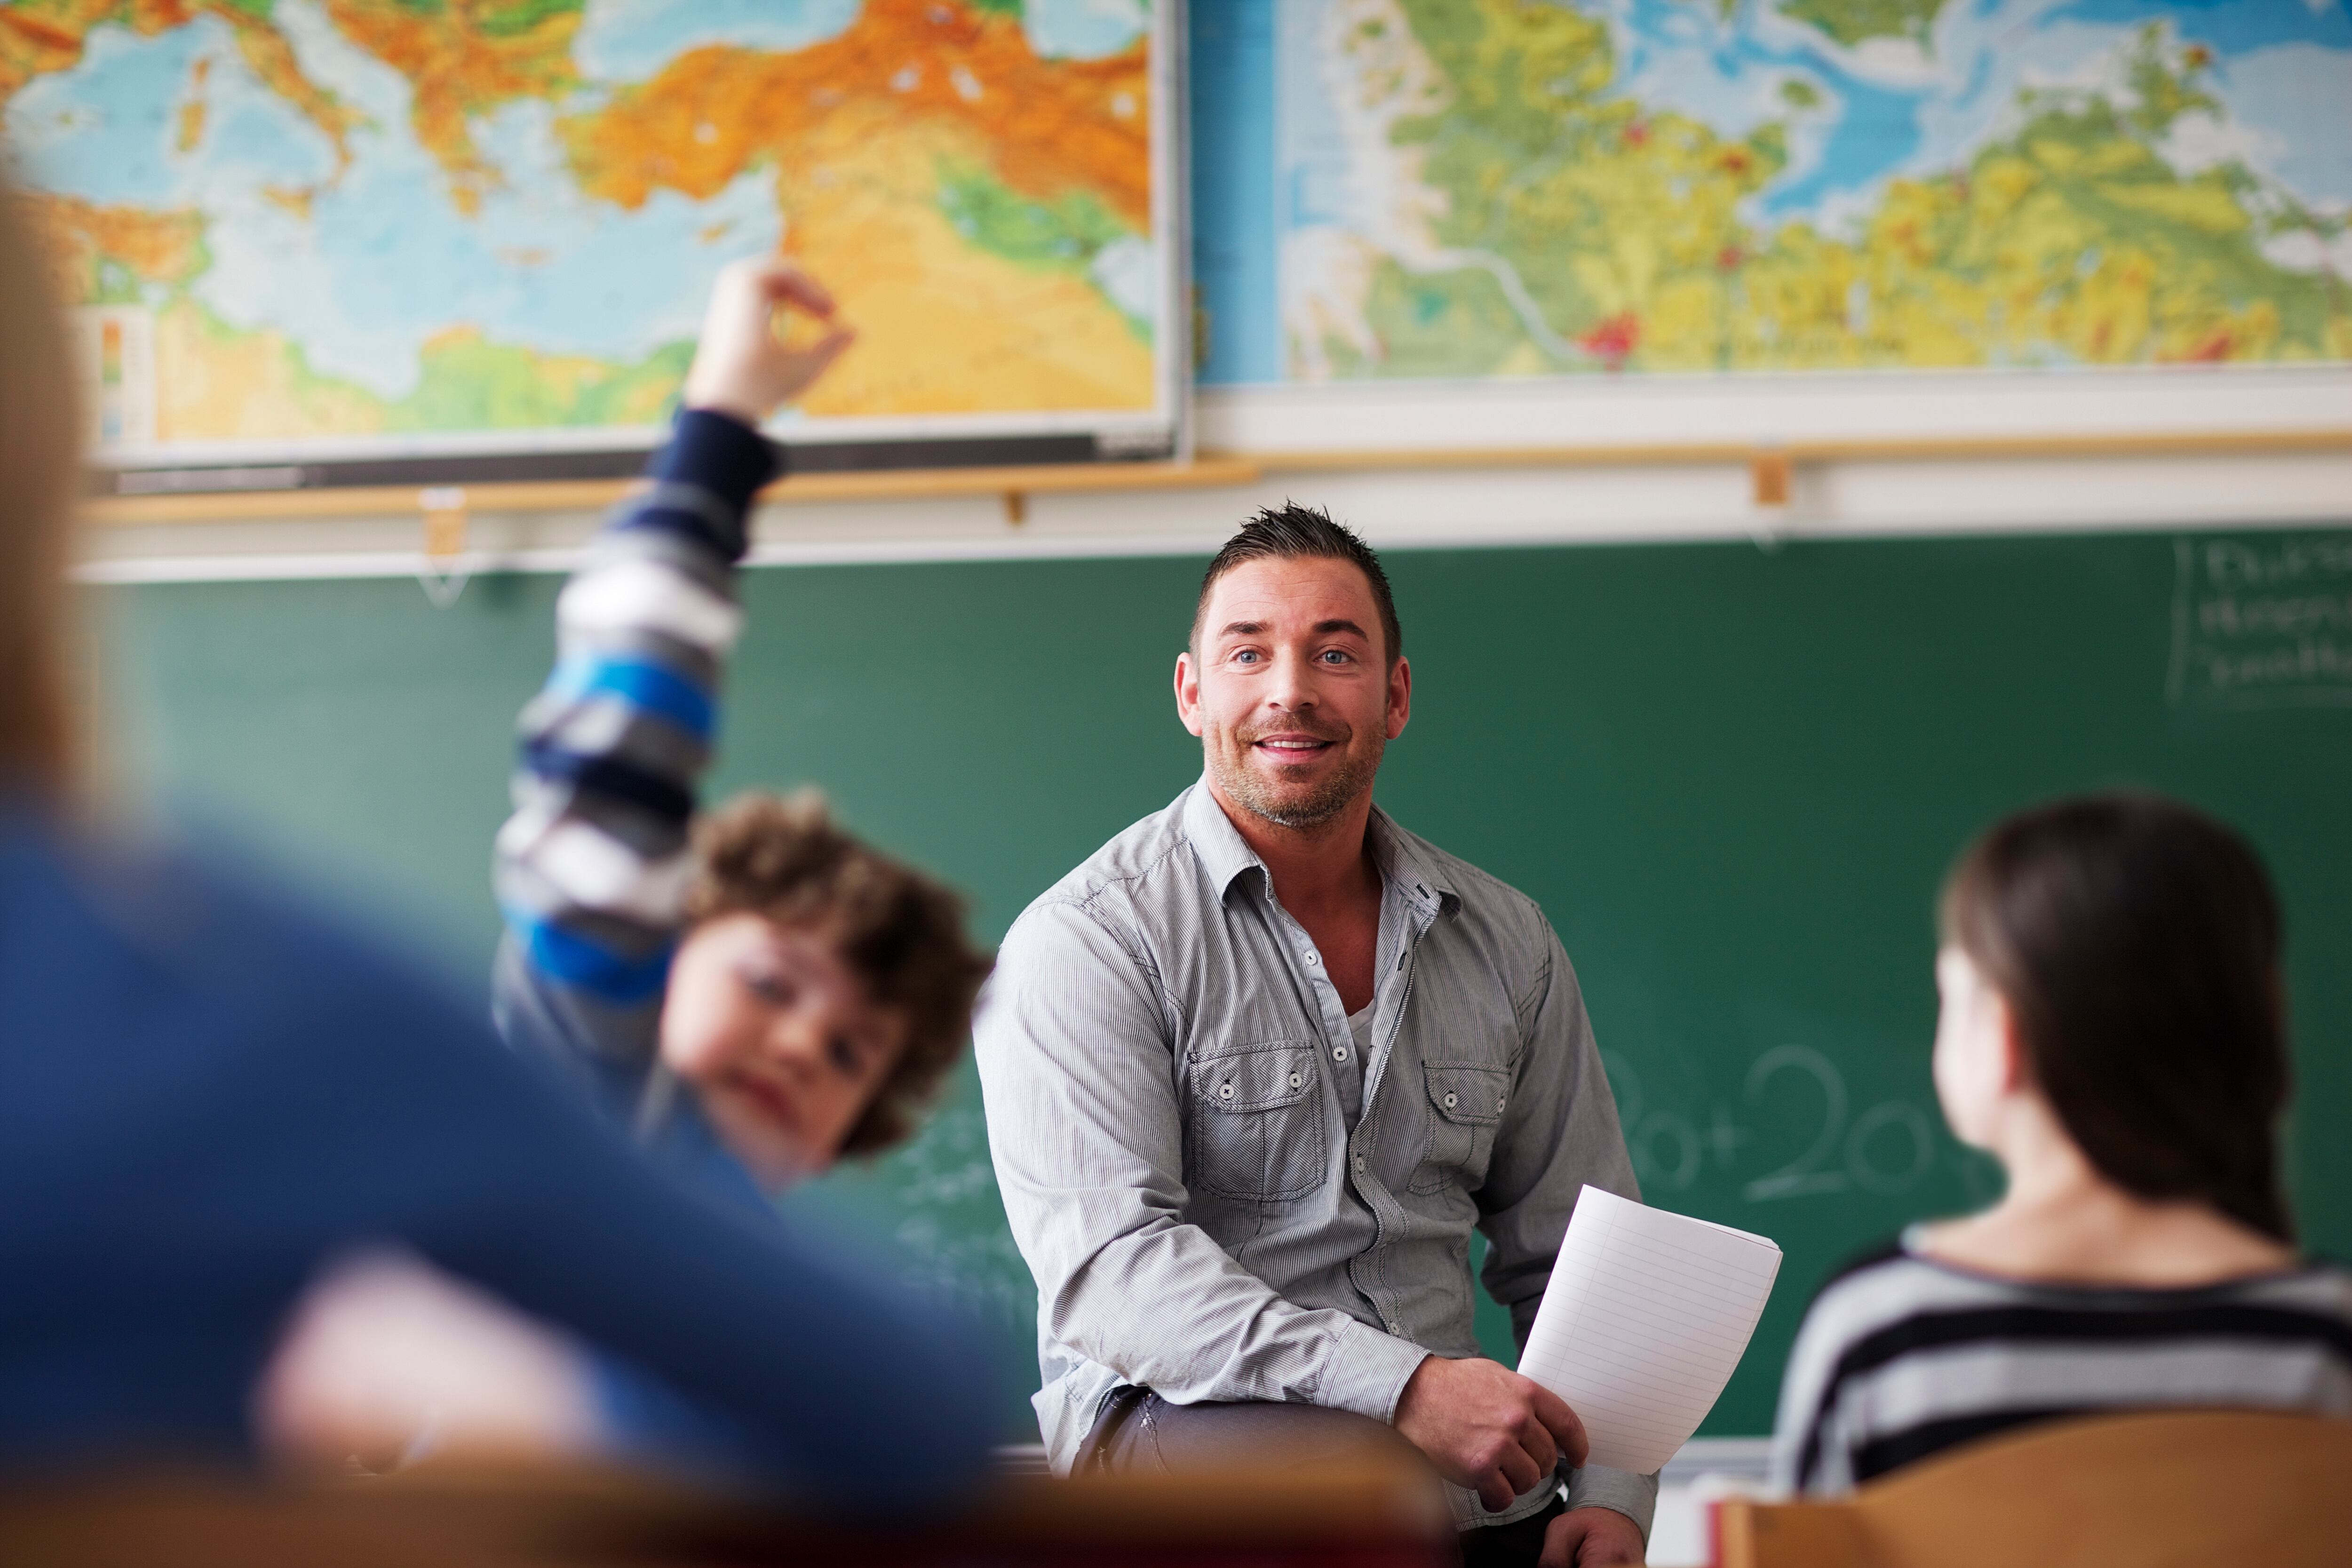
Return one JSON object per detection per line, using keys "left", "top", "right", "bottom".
{"left": 660, "top": 913, "right": 909, "bottom": 1190}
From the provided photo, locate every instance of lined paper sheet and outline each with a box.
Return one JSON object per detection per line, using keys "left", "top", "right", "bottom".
{"left": 1518, "top": 1186, "right": 1782, "bottom": 1474}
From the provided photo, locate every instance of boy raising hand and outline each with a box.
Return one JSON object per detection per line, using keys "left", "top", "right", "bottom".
{"left": 260, "top": 264, "right": 996, "bottom": 1467}
{"left": 495, "top": 258, "right": 989, "bottom": 1197}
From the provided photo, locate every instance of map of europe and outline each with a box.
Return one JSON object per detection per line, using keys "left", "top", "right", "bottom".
{"left": 1273, "top": 0, "right": 2352, "bottom": 379}
{"left": 1, "top": 0, "right": 1166, "bottom": 457}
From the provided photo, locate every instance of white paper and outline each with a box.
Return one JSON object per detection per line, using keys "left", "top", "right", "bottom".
{"left": 1517, "top": 1186, "right": 1783, "bottom": 1474}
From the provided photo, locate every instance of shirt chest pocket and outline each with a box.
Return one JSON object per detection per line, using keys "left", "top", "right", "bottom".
{"left": 1184, "top": 1040, "right": 1327, "bottom": 1202}
{"left": 1408, "top": 1061, "right": 1512, "bottom": 1195}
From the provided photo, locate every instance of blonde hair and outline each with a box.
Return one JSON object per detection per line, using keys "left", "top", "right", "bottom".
{"left": 0, "top": 158, "right": 79, "bottom": 794}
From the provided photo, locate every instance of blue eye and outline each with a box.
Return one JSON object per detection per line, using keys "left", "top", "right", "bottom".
{"left": 1233, "top": 649, "right": 1261, "bottom": 664}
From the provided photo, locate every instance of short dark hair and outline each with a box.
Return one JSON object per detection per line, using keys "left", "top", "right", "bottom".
{"left": 685, "top": 790, "right": 993, "bottom": 1158}
{"left": 1193, "top": 503, "right": 1402, "bottom": 665}
{"left": 1939, "top": 792, "right": 2294, "bottom": 1242}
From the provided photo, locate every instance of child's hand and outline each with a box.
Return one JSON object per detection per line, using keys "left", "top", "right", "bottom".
{"left": 680, "top": 256, "right": 855, "bottom": 427}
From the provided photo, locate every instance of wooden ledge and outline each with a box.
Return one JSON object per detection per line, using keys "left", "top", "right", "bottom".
{"left": 80, "top": 457, "right": 1265, "bottom": 528}
{"left": 1237, "top": 427, "right": 2352, "bottom": 472}
{"left": 73, "top": 429, "right": 2352, "bottom": 528}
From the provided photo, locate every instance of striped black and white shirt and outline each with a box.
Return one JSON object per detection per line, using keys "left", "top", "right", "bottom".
{"left": 490, "top": 409, "right": 771, "bottom": 1197}
{"left": 1771, "top": 1234, "right": 2352, "bottom": 1495}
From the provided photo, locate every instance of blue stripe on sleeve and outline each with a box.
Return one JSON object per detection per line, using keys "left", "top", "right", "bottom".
{"left": 503, "top": 907, "right": 676, "bottom": 1005}
{"left": 546, "top": 654, "right": 715, "bottom": 742}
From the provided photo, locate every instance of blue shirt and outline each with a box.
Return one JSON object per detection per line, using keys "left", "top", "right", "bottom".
{"left": 0, "top": 808, "right": 997, "bottom": 1500}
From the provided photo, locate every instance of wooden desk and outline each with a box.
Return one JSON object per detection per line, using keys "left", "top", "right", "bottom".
{"left": 0, "top": 1454, "right": 1454, "bottom": 1568}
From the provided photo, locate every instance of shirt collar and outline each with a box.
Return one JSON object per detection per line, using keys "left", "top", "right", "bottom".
{"left": 1367, "top": 806, "right": 1458, "bottom": 919}
{"left": 1180, "top": 777, "right": 1456, "bottom": 917}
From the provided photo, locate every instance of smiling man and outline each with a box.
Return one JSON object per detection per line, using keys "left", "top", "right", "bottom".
{"left": 976, "top": 508, "right": 1653, "bottom": 1568}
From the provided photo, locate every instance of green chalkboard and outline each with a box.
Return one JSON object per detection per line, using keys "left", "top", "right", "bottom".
{"left": 96, "top": 527, "right": 2352, "bottom": 1441}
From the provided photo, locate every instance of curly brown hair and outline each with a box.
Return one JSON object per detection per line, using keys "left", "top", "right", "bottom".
{"left": 683, "top": 790, "right": 993, "bottom": 1158}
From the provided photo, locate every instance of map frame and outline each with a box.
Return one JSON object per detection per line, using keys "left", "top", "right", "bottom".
{"left": 11, "top": 0, "right": 1192, "bottom": 493}
{"left": 1189, "top": 0, "right": 2352, "bottom": 458}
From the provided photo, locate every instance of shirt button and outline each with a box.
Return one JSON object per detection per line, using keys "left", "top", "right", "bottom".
{"left": 1442, "top": 1091, "right": 1458, "bottom": 1110}
{"left": 1332, "top": 1046, "right": 1348, "bottom": 1062}
{"left": 1218, "top": 1083, "right": 1234, "bottom": 1100}
{"left": 1288, "top": 1071, "right": 1303, "bottom": 1089}
{"left": 1385, "top": 1320, "right": 1402, "bottom": 1335}
{"left": 1304, "top": 953, "right": 1320, "bottom": 966}
{"left": 1353, "top": 1154, "right": 1366, "bottom": 1170}
{"left": 1497, "top": 1096, "right": 1508, "bottom": 1112}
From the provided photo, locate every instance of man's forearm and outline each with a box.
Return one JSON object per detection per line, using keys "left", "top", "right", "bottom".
{"left": 1021, "top": 1192, "right": 1431, "bottom": 1419}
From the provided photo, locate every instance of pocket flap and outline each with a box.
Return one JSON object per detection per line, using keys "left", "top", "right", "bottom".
{"left": 1192, "top": 1041, "right": 1317, "bottom": 1113}
{"left": 1424, "top": 1062, "right": 1510, "bottom": 1126}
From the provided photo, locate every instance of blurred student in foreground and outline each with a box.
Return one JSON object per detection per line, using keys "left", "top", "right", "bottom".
{"left": 0, "top": 162, "right": 997, "bottom": 1496}
{"left": 1772, "top": 794, "right": 2352, "bottom": 1495}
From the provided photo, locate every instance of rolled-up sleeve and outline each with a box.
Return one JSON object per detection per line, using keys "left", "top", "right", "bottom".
{"left": 975, "top": 896, "right": 1429, "bottom": 1426}
{"left": 1475, "top": 917, "right": 1659, "bottom": 1537}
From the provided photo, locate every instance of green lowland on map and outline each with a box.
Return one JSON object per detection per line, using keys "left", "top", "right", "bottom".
{"left": 1274, "top": 0, "right": 2352, "bottom": 379}
{"left": 2, "top": 0, "right": 1162, "bottom": 456}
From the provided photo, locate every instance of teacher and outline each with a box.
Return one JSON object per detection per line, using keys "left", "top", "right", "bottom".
{"left": 976, "top": 507, "right": 1653, "bottom": 1568}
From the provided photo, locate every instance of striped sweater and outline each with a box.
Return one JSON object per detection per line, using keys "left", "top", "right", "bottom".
{"left": 1770, "top": 1235, "right": 2352, "bottom": 1495}
{"left": 491, "top": 409, "right": 773, "bottom": 1194}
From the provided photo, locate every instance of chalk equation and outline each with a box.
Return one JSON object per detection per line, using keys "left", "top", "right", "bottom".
{"left": 2168, "top": 533, "right": 2352, "bottom": 710}
{"left": 1605, "top": 1046, "right": 1943, "bottom": 1203}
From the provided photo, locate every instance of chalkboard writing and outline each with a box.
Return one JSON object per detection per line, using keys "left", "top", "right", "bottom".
{"left": 1607, "top": 1047, "right": 1947, "bottom": 1208}
{"left": 2169, "top": 533, "right": 2352, "bottom": 708}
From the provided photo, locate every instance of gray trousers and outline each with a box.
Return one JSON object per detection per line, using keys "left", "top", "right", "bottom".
{"left": 1083, "top": 1388, "right": 1564, "bottom": 1568}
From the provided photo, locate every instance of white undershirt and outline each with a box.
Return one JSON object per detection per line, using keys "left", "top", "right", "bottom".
{"left": 1337, "top": 1002, "right": 1373, "bottom": 1125}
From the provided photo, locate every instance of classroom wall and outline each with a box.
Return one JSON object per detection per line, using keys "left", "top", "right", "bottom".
{"left": 94, "top": 522, "right": 2352, "bottom": 1441}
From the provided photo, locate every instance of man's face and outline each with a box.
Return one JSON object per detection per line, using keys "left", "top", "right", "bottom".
{"left": 659, "top": 913, "right": 909, "bottom": 1190}
{"left": 1176, "top": 555, "right": 1410, "bottom": 832}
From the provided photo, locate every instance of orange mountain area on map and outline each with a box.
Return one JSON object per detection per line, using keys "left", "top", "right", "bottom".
{"left": 36, "top": 192, "right": 207, "bottom": 295}
{"left": 559, "top": 0, "right": 1149, "bottom": 231}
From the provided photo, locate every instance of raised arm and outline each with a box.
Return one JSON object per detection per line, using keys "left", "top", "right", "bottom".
{"left": 975, "top": 898, "right": 1429, "bottom": 1427}
{"left": 493, "top": 263, "right": 852, "bottom": 1088}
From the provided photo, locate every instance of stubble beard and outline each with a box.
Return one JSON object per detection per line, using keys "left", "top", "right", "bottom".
{"left": 1211, "top": 724, "right": 1385, "bottom": 832}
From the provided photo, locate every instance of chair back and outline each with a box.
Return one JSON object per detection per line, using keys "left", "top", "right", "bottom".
{"left": 1716, "top": 1409, "right": 2352, "bottom": 1568}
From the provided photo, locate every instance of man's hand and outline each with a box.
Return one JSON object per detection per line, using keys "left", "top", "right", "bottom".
{"left": 1539, "top": 1505, "right": 1646, "bottom": 1567}
{"left": 680, "top": 256, "right": 855, "bottom": 427}
{"left": 1392, "top": 1355, "right": 1589, "bottom": 1513}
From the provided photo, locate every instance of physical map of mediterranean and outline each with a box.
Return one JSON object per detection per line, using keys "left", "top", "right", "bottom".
{"left": 1, "top": 0, "right": 1161, "bottom": 456}
{"left": 1277, "top": 0, "right": 2352, "bottom": 379}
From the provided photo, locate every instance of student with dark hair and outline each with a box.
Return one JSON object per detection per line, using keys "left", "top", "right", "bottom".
{"left": 1772, "top": 793, "right": 2352, "bottom": 1495}
{"left": 0, "top": 163, "right": 997, "bottom": 1490}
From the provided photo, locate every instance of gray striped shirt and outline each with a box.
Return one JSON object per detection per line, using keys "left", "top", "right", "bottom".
{"left": 1771, "top": 1236, "right": 2352, "bottom": 1495}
